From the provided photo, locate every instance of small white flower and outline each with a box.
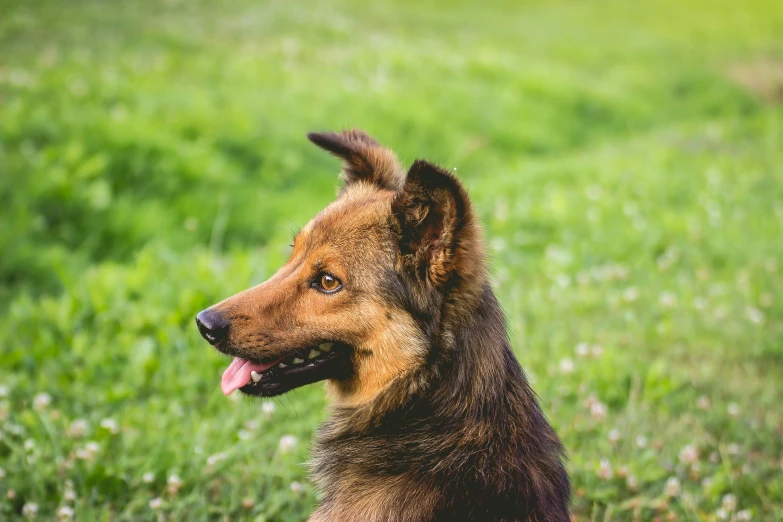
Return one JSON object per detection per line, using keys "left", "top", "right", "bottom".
{"left": 261, "top": 401, "right": 276, "bottom": 418}
{"left": 142, "top": 472, "right": 155, "bottom": 484}
{"left": 0, "top": 385, "right": 9, "bottom": 398}
{"left": 679, "top": 445, "right": 699, "bottom": 465}
{"left": 206, "top": 452, "right": 228, "bottom": 466}
{"left": 716, "top": 507, "right": 729, "bottom": 520}
{"left": 99, "top": 418, "right": 120, "bottom": 434}
{"left": 63, "top": 489, "right": 76, "bottom": 502}
{"left": 75, "top": 442, "right": 100, "bottom": 461}
{"left": 728, "top": 403, "right": 740, "bottom": 417}
{"left": 24, "top": 439, "right": 36, "bottom": 451}
{"left": 636, "top": 435, "right": 648, "bottom": 448}
{"left": 558, "top": 358, "right": 574, "bottom": 374}
{"left": 576, "top": 272, "right": 591, "bottom": 286}
{"left": 149, "top": 497, "right": 163, "bottom": 510}
{"left": 167, "top": 474, "right": 183, "bottom": 495}
{"left": 746, "top": 307, "right": 764, "bottom": 324}
{"left": 657, "top": 246, "right": 680, "bottom": 270}
{"left": 735, "top": 509, "right": 751, "bottom": 521}
{"left": 290, "top": 481, "right": 304, "bottom": 493}
{"left": 664, "top": 476, "right": 681, "bottom": 497}
{"left": 279, "top": 434, "right": 298, "bottom": 453}
{"left": 554, "top": 273, "right": 571, "bottom": 288}
{"left": 659, "top": 291, "right": 677, "bottom": 308}
{"left": 68, "top": 419, "right": 89, "bottom": 438}
{"left": 590, "top": 401, "right": 608, "bottom": 421}
{"left": 721, "top": 493, "right": 737, "bottom": 512}
{"left": 597, "top": 459, "right": 613, "bottom": 480}
{"left": 6, "top": 423, "right": 25, "bottom": 435}
{"left": 696, "top": 396, "right": 711, "bottom": 410}
{"left": 22, "top": 502, "right": 39, "bottom": 519}
{"left": 622, "top": 287, "right": 639, "bottom": 302}
{"left": 56, "top": 506, "right": 74, "bottom": 521}
{"left": 33, "top": 393, "right": 52, "bottom": 411}
{"left": 626, "top": 475, "right": 638, "bottom": 490}
{"left": 238, "top": 429, "right": 251, "bottom": 441}
{"left": 608, "top": 429, "right": 621, "bottom": 444}
{"left": 490, "top": 237, "right": 508, "bottom": 253}
{"left": 575, "top": 343, "right": 590, "bottom": 358}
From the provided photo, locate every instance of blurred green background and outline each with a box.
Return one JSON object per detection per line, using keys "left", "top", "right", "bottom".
{"left": 1, "top": 0, "right": 782, "bottom": 520}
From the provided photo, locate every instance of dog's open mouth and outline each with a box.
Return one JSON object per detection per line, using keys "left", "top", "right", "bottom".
{"left": 220, "top": 342, "right": 350, "bottom": 397}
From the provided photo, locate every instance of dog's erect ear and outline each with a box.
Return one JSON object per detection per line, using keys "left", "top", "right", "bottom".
{"left": 307, "top": 130, "right": 405, "bottom": 192}
{"left": 392, "top": 160, "right": 479, "bottom": 287}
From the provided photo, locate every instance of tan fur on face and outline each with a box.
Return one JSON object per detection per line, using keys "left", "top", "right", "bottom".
{"left": 209, "top": 181, "right": 430, "bottom": 405}
{"left": 320, "top": 185, "right": 430, "bottom": 405}
{"left": 326, "top": 306, "right": 427, "bottom": 407}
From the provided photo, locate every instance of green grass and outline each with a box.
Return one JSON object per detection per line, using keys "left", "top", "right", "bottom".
{"left": 1, "top": 0, "right": 783, "bottom": 520}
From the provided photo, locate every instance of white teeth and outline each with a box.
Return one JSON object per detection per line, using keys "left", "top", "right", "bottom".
{"left": 292, "top": 357, "right": 304, "bottom": 364}
{"left": 319, "top": 343, "right": 333, "bottom": 352}
{"left": 308, "top": 349, "right": 321, "bottom": 359}
{"left": 278, "top": 362, "right": 287, "bottom": 368}
{"left": 251, "top": 371, "right": 262, "bottom": 383}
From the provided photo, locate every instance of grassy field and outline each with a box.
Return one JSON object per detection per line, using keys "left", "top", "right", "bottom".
{"left": 2, "top": 0, "right": 783, "bottom": 520}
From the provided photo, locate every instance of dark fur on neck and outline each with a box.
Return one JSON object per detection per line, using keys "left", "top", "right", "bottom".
{"left": 311, "top": 281, "right": 571, "bottom": 522}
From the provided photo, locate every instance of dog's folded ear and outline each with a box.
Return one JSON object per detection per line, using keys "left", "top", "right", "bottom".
{"left": 308, "top": 130, "right": 405, "bottom": 193}
{"left": 393, "top": 160, "right": 482, "bottom": 288}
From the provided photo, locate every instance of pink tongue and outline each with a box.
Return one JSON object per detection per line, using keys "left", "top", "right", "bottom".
{"left": 221, "top": 357, "right": 278, "bottom": 396}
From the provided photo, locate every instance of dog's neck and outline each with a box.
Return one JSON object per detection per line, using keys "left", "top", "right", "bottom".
{"left": 310, "top": 283, "right": 571, "bottom": 522}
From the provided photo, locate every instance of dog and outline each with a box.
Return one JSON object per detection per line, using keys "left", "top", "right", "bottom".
{"left": 196, "top": 130, "right": 571, "bottom": 522}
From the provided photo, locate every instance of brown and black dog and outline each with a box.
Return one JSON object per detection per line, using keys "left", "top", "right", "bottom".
{"left": 196, "top": 130, "right": 570, "bottom": 522}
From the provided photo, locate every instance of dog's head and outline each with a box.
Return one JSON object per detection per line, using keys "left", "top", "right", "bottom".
{"left": 196, "top": 130, "right": 485, "bottom": 404}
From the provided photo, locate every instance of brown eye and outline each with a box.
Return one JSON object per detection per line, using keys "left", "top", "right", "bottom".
{"left": 318, "top": 274, "right": 342, "bottom": 293}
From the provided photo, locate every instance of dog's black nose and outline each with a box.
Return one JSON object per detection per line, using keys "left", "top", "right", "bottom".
{"left": 196, "top": 309, "right": 230, "bottom": 345}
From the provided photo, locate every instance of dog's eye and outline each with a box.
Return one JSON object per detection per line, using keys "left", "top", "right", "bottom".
{"left": 315, "top": 274, "right": 342, "bottom": 293}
